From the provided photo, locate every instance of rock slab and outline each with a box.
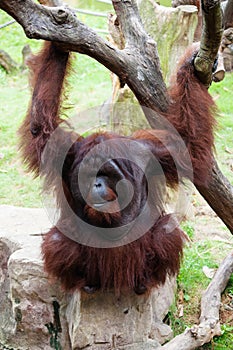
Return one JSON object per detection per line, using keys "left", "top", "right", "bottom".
{"left": 0, "top": 205, "right": 175, "bottom": 350}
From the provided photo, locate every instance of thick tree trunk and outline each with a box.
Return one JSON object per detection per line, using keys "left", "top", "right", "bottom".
{"left": 108, "top": 2, "right": 198, "bottom": 133}
{"left": 191, "top": 0, "right": 233, "bottom": 234}
{"left": 171, "top": 0, "right": 202, "bottom": 41}
{"left": 138, "top": 0, "right": 198, "bottom": 81}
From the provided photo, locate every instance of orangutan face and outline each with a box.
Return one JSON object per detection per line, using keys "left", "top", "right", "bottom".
{"left": 68, "top": 134, "right": 148, "bottom": 229}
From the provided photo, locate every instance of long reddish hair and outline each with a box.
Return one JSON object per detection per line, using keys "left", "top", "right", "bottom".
{"left": 19, "top": 42, "right": 216, "bottom": 295}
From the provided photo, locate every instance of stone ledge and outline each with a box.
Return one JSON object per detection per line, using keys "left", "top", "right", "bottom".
{"left": 0, "top": 206, "right": 175, "bottom": 350}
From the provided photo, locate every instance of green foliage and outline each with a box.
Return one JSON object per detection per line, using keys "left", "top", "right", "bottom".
{"left": 209, "top": 73, "right": 233, "bottom": 117}
{"left": 178, "top": 241, "right": 218, "bottom": 298}
{"left": 181, "top": 221, "right": 195, "bottom": 240}
{"left": 160, "top": 0, "right": 172, "bottom": 6}
{"left": 212, "top": 324, "right": 233, "bottom": 350}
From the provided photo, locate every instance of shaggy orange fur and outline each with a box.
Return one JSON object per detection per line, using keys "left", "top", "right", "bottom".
{"left": 19, "top": 42, "right": 216, "bottom": 295}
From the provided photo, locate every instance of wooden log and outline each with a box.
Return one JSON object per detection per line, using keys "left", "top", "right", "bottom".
{"left": 161, "top": 252, "right": 233, "bottom": 349}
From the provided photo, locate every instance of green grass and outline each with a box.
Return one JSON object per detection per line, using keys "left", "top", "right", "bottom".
{"left": 167, "top": 244, "right": 213, "bottom": 334}
{"left": 178, "top": 241, "right": 224, "bottom": 304}
{"left": 167, "top": 235, "right": 233, "bottom": 348}
{"left": 160, "top": 0, "right": 172, "bottom": 6}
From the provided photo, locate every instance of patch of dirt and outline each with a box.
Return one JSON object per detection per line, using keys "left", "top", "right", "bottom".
{"left": 189, "top": 190, "right": 232, "bottom": 245}
{"left": 220, "top": 293, "right": 233, "bottom": 326}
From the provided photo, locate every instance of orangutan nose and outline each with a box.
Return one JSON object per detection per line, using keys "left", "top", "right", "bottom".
{"left": 90, "top": 178, "right": 108, "bottom": 204}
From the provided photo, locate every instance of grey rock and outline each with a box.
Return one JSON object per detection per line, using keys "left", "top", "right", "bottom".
{"left": 0, "top": 205, "right": 175, "bottom": 350}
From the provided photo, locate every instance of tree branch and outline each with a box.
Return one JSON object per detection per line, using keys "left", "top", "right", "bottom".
{"left": 162, "top": 252, "right": 233, "bottom": 349}
{"left": 114, "top": 0, "right": 233, "bottom": 233}
{"left": 185, "top": 0, "right": 233, "bottom": 234}
{"left": 196, "top": 160, "right": 233, "bottom": 233}
{"left": 111, "top": 0, "right": 170, "bottom": 123}
{"left": 194, "top": 0, "right": 223, "bottom": 87}
{"left": 0, "top": 50, "right": 18, "bottom": 72}
{"left": 0, "top": 0, "right": 169, "bottom": 126}
{"left": 0, "top": 1, "right": 233, "bottom": 348}
{"left": 0, "top": 0, "right": 122, "bottom": 66}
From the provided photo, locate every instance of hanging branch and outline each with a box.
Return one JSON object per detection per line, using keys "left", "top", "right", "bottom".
{"left": 181, "top": 0, "right": 233, "bottom": 233}
{"left": 194, "top": 0, "right": 223, "bottom": 87}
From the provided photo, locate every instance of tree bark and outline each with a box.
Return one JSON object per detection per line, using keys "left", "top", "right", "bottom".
{"left": 191, "top": 0, "right": 233, "bottom": 234}
{"left": 196, "top": 160, "right": 233, "bottom": 233}
{"left": 138, "top": 0, "right": 198, "bottom": 81}
{"left": 194, "top": 0, "right": 223, "bottom": 87}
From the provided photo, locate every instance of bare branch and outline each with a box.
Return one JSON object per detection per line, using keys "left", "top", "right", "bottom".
{"left": 196, "top": 159, "right": 233, "bottom": 233}
{"left": 194, "top": 0, "right": 223, "bottom": 87}
{"left": 1, "top": 0, "right": 232, "bottom": 231}
{"left": 0, "top": 1, "right": 233, "bottom": 349}
{"left": 162, "top": 252, "right": 233, "bottom": 349}
{"left": 181, "top": 0, "right": 233, "bottom": 234}
{"left": 0, "top": 50, "right": 18, "bottom": 72}
{"left": 111, "top": 0, "right": 170, "bottom": 121}
{"left": 0, "top": 0, "right": 120, "bottom": 62}
{"left": 200, "top": 252, "right": 233, "bottom": 321}
{"left": 112, "top": 0, "right": 146, "bottom": 46}
{"left": 0, "top": 0, "right": 232, "bottom": 231}
{"left": 0, "top": 0, "right": 169, "bottom": 124}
